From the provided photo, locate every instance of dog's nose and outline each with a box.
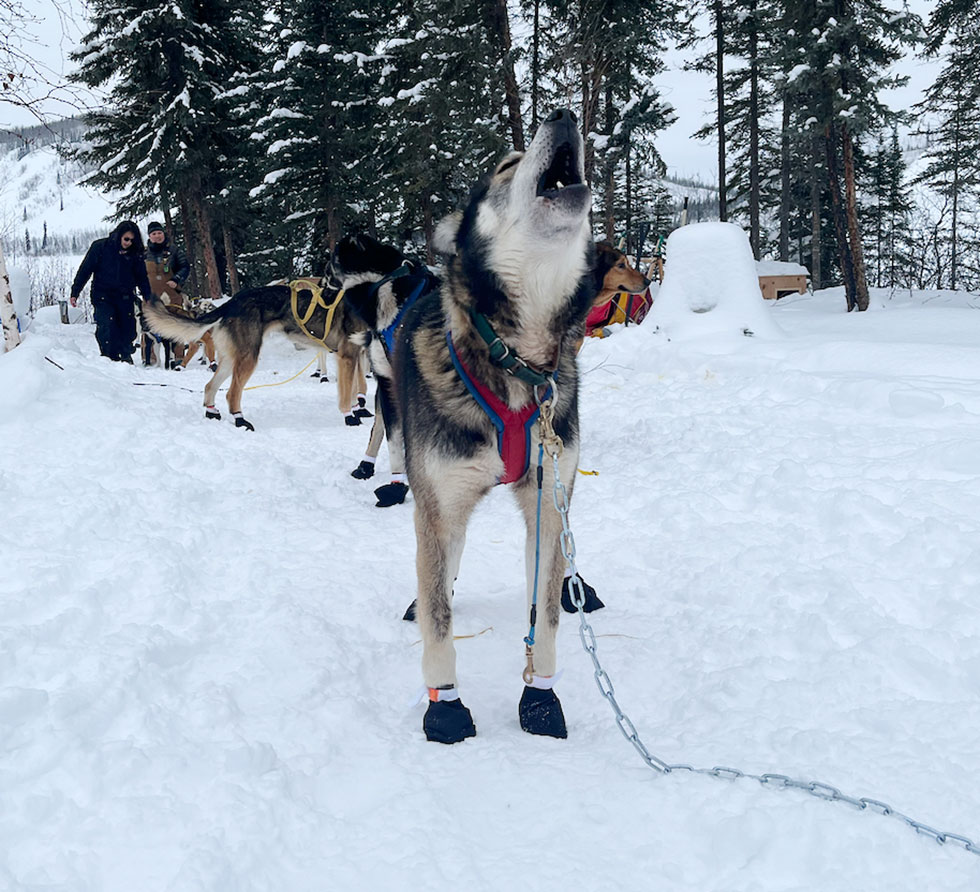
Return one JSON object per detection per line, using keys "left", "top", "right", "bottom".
{"left": 546, "top": 108, "right": 577, "bottom": 125}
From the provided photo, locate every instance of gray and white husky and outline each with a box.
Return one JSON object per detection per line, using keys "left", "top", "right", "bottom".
{"left": 397, "top": 109, "right": 600, "bottom": 743}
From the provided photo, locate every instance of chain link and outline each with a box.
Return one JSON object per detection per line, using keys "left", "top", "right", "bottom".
{"left": 544, "top": 444, "right": 980, "bottom": 861}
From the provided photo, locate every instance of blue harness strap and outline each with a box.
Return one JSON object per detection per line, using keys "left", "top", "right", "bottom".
{"left": 380, "top": 277, "right": 428, "bottom": 356}
{"left": 447, "top": 332, "right": 553, "bottom": 485}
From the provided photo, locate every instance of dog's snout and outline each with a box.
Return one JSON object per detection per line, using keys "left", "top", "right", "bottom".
{"left": 546, "top": 108, "right": 577, "bottom": 125}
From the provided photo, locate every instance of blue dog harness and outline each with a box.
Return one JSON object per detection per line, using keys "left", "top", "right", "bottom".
{"left": 379, "top": 275, "right": 428, "bottom": 356}
{"left": 369, "top": 261, "right": 432, "bottom": 357}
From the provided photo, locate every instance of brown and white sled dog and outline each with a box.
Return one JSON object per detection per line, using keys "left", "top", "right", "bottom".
{"left": 141, "top": 277, "right": 368, "bottom": 430}
{"left": 397, "top": 109, "right": 599, "bottom": 744}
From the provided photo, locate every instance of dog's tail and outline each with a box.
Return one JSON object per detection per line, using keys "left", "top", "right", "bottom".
{"left": 141, "top": 295, "right": 225, "bottom": 343}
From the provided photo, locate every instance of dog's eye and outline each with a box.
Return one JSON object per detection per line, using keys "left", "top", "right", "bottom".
{"left": 494, "top": 155, "right": 522, "bottom": 175}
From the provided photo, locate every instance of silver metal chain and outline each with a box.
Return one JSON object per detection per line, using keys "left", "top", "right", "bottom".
{"left": 547, "top": 441, "right": 980, "bottom": 860}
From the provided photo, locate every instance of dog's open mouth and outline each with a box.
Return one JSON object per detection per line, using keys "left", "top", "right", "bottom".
{"left": 536, "top": 142, "right": 582, "bottom": 199}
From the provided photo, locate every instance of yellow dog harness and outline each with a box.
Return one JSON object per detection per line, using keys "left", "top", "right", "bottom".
{"left": 288, "top": 277, "right": 346, "bottom": 350}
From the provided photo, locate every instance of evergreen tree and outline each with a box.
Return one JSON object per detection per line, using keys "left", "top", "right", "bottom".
{"left": 374, "top": 0, "right": 509, "bottom": 258}
{"left": 537, "top": 0, "right": 682, "bottom": 241}
{"left": 862, "top": 126, "right": 913, "bottom": 287}
{"left": 915, "top": 14, "right": 980, "bottom": 289}
{"left": 720, "top": 0, "right": 783, "bottom": 257}
{"left": 243, "top": 0, "right": 387, "bottom": 277}
{"left": 783, "top": 0, "right": 920, "bottom": 310}
{"left": 70, "top": 0, "right": 264, "bottom": 299}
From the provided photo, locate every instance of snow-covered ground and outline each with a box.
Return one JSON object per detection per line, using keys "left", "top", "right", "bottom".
{"left": 2, "top": 278, "right": 980, "bottom": 890}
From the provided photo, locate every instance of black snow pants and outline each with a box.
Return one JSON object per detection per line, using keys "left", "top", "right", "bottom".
{"left": 93, "top": 294, "right": 137, "bottom": 362}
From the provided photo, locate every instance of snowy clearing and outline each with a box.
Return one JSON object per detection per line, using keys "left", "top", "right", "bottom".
{"left": 2, "top": 283, "right": 980, "bottom": 890}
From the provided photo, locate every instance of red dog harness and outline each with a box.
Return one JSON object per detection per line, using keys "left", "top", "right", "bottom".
{"left": 446, "top": 332, "right": 552, "bottom": 485}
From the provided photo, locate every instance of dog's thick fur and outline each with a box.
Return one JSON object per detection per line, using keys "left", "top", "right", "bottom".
{"left": 396, "top": 109, "right": 596, "bottom": 741}
{"left": 141, "top": 278, "right": 368, "bottom": 429}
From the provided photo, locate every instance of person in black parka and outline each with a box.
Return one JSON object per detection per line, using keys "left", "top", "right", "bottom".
{"left": 70, "top": 221, "right": 153, "bottom": 362}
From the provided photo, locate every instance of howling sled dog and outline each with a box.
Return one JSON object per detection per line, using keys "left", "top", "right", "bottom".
{"left": 396, "top": 109, "right": 603, "bottom": 744}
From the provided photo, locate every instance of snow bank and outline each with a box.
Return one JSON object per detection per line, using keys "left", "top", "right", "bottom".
{"left": 649, "top": 222, "right": 783, "bottom": 342}
{"left": 7, "top": 264, "right": 31, "bottom": 320}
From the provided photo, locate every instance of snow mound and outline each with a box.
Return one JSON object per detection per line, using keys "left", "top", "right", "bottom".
{"left": 649, "top": 222, "right": 783, "bottom": 341}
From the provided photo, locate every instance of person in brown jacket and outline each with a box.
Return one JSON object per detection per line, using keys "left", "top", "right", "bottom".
{"left": 142, "top": 221, "right": 191, "bottom": 367}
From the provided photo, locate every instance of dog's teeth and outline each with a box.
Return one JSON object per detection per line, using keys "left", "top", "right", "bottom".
{"left": 556, "top": 179, "right": 564, "bottom": 189}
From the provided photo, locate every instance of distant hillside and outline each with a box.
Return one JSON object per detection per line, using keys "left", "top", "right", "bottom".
{"left": 1, "top": 115, "right": 719, "bottom": 263}
{"left": 0, "top": 116, "right": 118, "bottom": 264}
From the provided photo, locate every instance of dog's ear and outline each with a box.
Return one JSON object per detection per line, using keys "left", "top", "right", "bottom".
{"left": 593, "top": 241, "right": 619, "bottom": 291}
{"left": 434, "top": 212, "right": 462, "bottom": 257}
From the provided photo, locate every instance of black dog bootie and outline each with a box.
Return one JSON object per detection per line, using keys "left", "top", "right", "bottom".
{"left": 560, "top": 574, "right": 604, "bottom": 614}
{"left": 374, "top": 481, "right": 409, "bottom": 507}
{"left": 353, "top": 396, "right": 373, "bottom": 419}
{"left": 351, "top": 460, "right": 375, "bottom": 480}
{"left": 424, "top": 698, "right": 476, "bottom": 744}
{"left": 519, "top": 686, "right": 567, "bottom": 738}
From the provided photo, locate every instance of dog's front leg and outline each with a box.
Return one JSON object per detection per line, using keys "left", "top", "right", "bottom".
{"left": 513, "top": 442, "right": 579, "bottom": 738}
{"left": 413, "top": 478, "right": 482, "bottom": 743}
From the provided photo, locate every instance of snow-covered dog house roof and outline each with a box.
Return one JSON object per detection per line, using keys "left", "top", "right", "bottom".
{"left": 756, "top": 260, "right": 810, "bottom": 301}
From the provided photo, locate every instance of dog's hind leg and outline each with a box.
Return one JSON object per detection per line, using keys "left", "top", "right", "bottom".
{"left": 202, "top": 331, "right": 217, "bottom": 369}
{"left": 510, "top": 445, "right": 581, "bottom": 739}
{"left": 352, "top": 351, "right": 370, "bottom": 416}
{"left": 203, "top": 356, "right": 232, "bottom": 421}
{"left": 337, "top": 351, "right": 358, "bottom": 424}
{"left": 226, "top": 352, "right": 259, "bottom": 431}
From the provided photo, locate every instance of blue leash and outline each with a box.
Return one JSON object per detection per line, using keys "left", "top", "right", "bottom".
{"left": 525, "top": 442, "right": 545, "bottom": 649}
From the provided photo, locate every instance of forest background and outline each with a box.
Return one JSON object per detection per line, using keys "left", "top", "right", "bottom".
{"left": 0, "top": 0, "right": 974, "bottom": 315}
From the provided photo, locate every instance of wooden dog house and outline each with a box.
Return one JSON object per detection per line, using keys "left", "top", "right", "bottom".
{"left": 757, "top": 260, "right": 809, "bottom": 300}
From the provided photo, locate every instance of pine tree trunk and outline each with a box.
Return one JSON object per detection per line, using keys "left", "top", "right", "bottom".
{"left": 531, "top": 0, "right": 540, "bottom": 131}
{"left": 179, "top": 193, "right": 204, "bottom": 298}
{"left": 825, "top": 123, "right": 857, "bottom": 310}
{"left": 951, "top": 96, "right": 961, "bottom": 290}
{"left": 188, "top": 190, "right": 222, "bottom": 302}
{"left": 841, "top": 123, "right": 870, "bottom": 311}
{"left": 327, "top": 197, "right": 341, "bottom": 257}
{"left": 603, "top": 82, "right": 615, "bottom": 241}
{"left": 223, "top": 224, "right": 241, "bottom": 296}
{"left": 810, "top": 131, "right": 822, "bottom": 289}
{"left": 1, "top": 242, "right": 22, "bottom": 352}
{"left": 422, "top": 193, "right": 435, "bottom": 266}
{"left": 484, "top": 0, "right": 524, "bottom": 151}
{"left": 715, "top": 0, "right": 727, "bottom": 222}
{"left": 625, "top": 138, "right": 633, "bottom": 254}
{"left": 162, "top": 202, "right": 176, "bottom": 243}
{"left": 778, "top": 93, "right": 791, "bottom": 261}
{"left": 748, "top": 0, "right": 760, "bottom": 256}
{"left": 581, "top": 59, "right": 596, "bottom": 184}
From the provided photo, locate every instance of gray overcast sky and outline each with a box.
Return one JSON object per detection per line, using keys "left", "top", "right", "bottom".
{"left": 3, "top": 0, "right": 943, "bottom": 183}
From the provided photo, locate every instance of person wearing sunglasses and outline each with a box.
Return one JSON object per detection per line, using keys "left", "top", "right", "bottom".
{"left": 70, "top": 221, "right": 153, "bottom": 363}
